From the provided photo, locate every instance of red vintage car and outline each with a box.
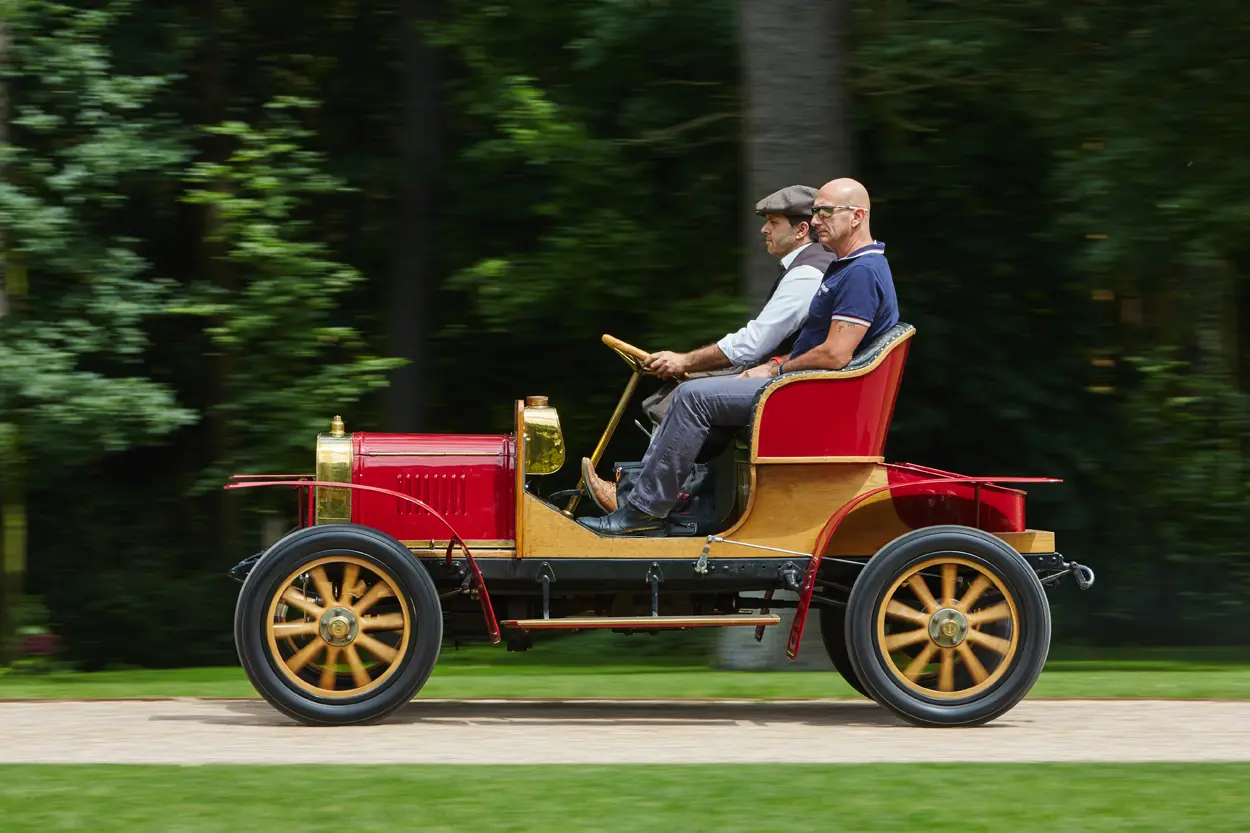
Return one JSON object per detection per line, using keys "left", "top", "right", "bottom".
{"left": 226, "top": 324, "right": 1094, "bottom": 728}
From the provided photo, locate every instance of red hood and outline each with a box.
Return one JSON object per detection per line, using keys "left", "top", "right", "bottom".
{"left": 351, "top": 432, "right": 516, "bottom": 546}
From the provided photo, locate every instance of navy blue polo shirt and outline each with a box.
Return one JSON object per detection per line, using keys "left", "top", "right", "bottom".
{"left": 787, "top": 242, "right": 898, "bottom": 360}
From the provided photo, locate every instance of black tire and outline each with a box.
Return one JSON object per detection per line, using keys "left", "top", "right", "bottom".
{"left": 233, "top": 524, "right": 442, "bottom": 726}
{"left": 817, "top": 604, "right": 870, "bottom": 698}
{"left": 845, "top": 525, "right": 1050, "bottom": 728}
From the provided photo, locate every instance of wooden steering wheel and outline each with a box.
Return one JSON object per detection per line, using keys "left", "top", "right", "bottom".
{"left": 601, "top": 334, "right": 653, "bottom": 374}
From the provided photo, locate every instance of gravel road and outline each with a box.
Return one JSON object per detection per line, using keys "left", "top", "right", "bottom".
{"left": 3, "top": 699, "right": 1248, "bottom": 764}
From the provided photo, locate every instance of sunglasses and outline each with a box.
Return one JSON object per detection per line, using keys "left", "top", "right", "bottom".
{"left": 810, "top": 204, "right": 867, "bottom": 218}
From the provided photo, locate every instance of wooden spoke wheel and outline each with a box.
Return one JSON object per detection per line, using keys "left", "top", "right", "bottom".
{"left": 845, "top": 525, "right": 1050, "bottom": 728}
{"left": 234, "top": 525, "right": 443, "bottom": 726}
{"left": 874, "top": 557, "right": 1018, "bottom": 699}
{"left": 266, "top": 556, "right": 411, "bottom": 699}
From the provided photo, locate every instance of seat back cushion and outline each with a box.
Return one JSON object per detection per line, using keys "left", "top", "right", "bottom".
{"left": 749, "top": 323, "right": 915, "bottom": 460}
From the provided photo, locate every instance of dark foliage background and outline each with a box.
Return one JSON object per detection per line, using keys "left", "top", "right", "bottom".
{"left": 3, "top": 0, "right": 1249, "bottom": 666}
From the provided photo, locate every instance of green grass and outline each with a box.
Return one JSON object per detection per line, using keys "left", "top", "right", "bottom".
{"left": 2, "top": 632, "right": 1250, "bottom": 695}
{"left": 1, "top": 764, "right": 1248, "bottom": 832}
{"left": 3, "top": 641, "right": 1250, "bottom": 700}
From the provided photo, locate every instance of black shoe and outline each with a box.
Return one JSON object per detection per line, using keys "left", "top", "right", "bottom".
{"left": 578, "top": 502, "right": 668, "bottom": 537}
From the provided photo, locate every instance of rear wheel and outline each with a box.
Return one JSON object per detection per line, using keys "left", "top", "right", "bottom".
{"left": 234, "top": 524, "right": 442, "bottom": 726}
{"left": 845, "top": 525, "right": 1050, "bottom": 727}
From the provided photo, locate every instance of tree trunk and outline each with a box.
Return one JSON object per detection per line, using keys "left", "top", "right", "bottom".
{"left": 1193, "top": 261, "right": 1238, "bottom": 382}
{"left": 738, "top": 0, "right": 852, "bottom": 309}
{"left": 0, "top": 19, "right": 8, "bottom": 321}
{"left": 0, "top": 21, "right": 25, "bottom": 665}
{"left": 387, "top": 0, "right": 441, "bottom": 432}
{"left": 0, "top": 449, "right": 26, "bottom": 668}
{"left": 720, "top": 0, "right": 852, "bottom": 670}
{"left": 199, "top": 0, "right": 238, "bottom": 553}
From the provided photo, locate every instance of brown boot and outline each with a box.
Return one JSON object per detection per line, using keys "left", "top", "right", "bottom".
{"left": 581, "top": 457, "right": 618, "bottom": 513}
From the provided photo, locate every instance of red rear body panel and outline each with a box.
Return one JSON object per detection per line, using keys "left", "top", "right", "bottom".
{"left": 351, "top": 433, "right": 516, "bottom": 541}
{"left": 885, "top": 462, "right": 1026, "bottom": 533}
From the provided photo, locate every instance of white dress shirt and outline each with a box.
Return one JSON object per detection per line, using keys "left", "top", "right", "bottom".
{"left": 716, "top": 242, "right": 825, "bottom": 366}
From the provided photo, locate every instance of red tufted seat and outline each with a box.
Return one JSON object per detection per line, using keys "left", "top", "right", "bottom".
{"left": 748, "top": 323, "right": 915, "bottom": 462}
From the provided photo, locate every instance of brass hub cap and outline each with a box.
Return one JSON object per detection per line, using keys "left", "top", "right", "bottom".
{"left": 320, "top": 607, "right": 359, "bottom": 647}
{"left": 928, "top": 609, "right": 969, "bottom": 648}
{"left": 875, "top": 556, "right": 1020, "bottom": 700}
{"left": 264, "top": 556, "right": 411, "bottom": 700}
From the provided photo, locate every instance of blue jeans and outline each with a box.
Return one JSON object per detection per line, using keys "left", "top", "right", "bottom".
{"left": 628, "top": 375, "right": 771, "bottom": 517}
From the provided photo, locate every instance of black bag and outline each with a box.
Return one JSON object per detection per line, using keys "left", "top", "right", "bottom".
{"left": 612, "top": 461, "right": 720, "bottom": 536}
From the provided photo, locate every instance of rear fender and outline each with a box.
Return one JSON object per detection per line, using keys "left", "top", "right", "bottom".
{"left": 788, "top": 475, "right": 1062, "bottom": 660}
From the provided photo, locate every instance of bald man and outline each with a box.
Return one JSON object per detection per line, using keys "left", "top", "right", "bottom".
{"left": 579, "top": 178, "right": 899, "bottom": 536}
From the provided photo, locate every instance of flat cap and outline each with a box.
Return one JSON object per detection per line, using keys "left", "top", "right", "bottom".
{"left": 755, "top": 184, "right": 818, "bottom": 218}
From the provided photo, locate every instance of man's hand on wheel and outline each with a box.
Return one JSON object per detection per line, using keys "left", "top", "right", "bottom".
{"left": 645, "top": 350, "right": 688, "bottom": 380}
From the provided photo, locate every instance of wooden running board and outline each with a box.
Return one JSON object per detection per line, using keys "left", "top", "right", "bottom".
{"left": 501, "top": 614, "right": 781, "bottom": 631}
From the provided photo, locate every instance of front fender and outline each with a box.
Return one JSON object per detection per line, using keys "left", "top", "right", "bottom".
{"left": 223, "top": 479, "right": 501, "bottom": 642}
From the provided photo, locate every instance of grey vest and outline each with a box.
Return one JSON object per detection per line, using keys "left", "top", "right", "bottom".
{"left": 764, "top": 243, "right": 837, "bottom": 356}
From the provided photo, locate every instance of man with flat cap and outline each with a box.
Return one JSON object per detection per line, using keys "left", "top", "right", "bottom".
{"left": 581, "top": 184, "right": 834, "bottom": 513}
{"left": 643, "top": 184, "right": 834, "bottom": 386}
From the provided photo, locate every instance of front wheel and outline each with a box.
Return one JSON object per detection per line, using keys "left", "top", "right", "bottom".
{"left": 845, "top": 525, "right": 1050, "bottom": 727}
{"left": 233, "top": 524, "right": 443, "bottom": 726}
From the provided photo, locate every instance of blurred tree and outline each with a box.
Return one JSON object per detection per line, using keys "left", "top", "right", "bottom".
{"left": 177, "top": 97, "right": 406, "bottom": 486}
{"left": 426, "top": 0, "right": 744, "bottom": 481}
{"left": 0, "top": 15, "right": 7, "bottom": 328}
{"left": 28, "top": 96, "right": 407, "bottom": 669}
{"left": 0, "top": 9, "right": 13, "bottom": 662}
{"left": 1091, "top": 352, "right": 1250, "bottom": 643}
{"left": 9, "top": 0, "right": 1250, "bottom": 665}
{"left": 0, "top": 0, "right": 197, "bottom": 664}
{"left": 15, "top": 0, "right": 416, "bottom": 667}
{"left": 1046, "top": 2, "right": 1250, "bottom": 373}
